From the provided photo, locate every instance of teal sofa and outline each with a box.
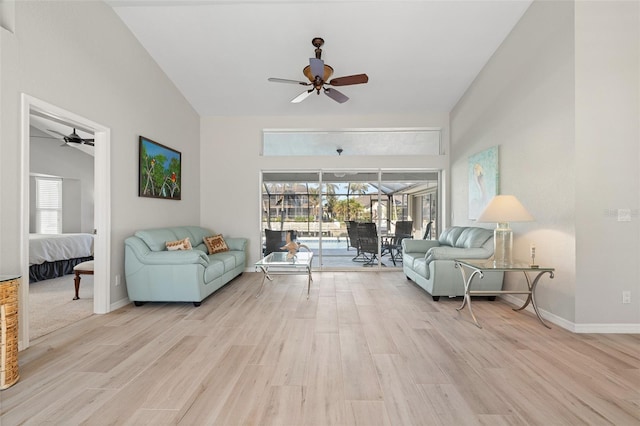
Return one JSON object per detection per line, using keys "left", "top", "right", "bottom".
{"left": 124, "top": 226, "right": 247, "bottom": 306}
{"left": 402, "top": 226, "right": 503, "bottom": 301}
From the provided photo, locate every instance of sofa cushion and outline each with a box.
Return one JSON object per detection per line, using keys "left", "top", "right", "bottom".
{"left": 135, "top": 226, "right": 215, "bottom": 252}
{"left": 136, "top": 228, "right": 180, "bottom": 252}
{"left": 193, "top": 243, "right": 208, "bottom": 253}
{"left": 438, "top": 226, "right": 465, "bottom": 247}
{"left": 215, "top": 250, "right": 245, "bottom": 269}
{"left": 165, "top": 237, "right": 192, "bottom": 251}
{"left": 204, "top": 259, "right": 225, "bottom": 283}
{"left": 182, "top": 226, "right": 212, "bottom": 246}
{"left": 402, "top": 251, "right": 423, "bottom": 269}
{"left": 210, "top": 251, "right": 237, "bottom": 271}
{"left": 455, "top": 227, "right": 492, "bottom": 249}
{"left": 204, "top": 235, "right": 229, "bottom": 254}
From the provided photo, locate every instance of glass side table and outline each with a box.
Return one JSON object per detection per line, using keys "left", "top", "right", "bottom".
{"left": 454, "top": 259, "right": 554, "bottom": 329}
{"left": 255, "top": 252, "right": 314, "bottom": 298}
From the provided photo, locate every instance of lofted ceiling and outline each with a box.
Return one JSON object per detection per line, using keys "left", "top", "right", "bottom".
{"left": 107, "top": 0, "right": 532, "bottom": 117}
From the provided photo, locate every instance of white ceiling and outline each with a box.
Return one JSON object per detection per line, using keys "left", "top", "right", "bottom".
{"left": 108, "top": 0, "right": 532, "bottom": 117}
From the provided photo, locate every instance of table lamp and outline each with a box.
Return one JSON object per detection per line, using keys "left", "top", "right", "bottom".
{"left": 476, "top": 195, "right": 534, "bottom": 266}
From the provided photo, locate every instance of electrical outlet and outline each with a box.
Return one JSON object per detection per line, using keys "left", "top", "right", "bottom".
{"left": 622, "top": 291, "right": 631, "bottom": 304}
{"left": 115, "top": 275, "right": 120, "bottom": 287}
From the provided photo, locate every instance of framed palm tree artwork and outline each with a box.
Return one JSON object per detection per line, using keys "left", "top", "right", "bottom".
{"left": 138, "top": 136, "right": 181, "bottom": 200}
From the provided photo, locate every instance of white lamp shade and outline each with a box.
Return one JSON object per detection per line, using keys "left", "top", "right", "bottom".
{"left": 476, "top": 195, "right": 534, "bottom": 223}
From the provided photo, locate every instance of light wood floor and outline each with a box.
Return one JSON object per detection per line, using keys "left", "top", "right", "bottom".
{"left": 2, "top": 271, "right": 639, "bottom": 425}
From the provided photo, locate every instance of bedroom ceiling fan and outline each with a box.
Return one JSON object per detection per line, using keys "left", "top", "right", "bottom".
{"left": 268, "top": 37, "right": 369, "bottom": 104}
{"left": 32, "top": 128, "right": 95, "bottom": 147}
{"left": 50, "top": 128, "right": 95, "bottom": 147}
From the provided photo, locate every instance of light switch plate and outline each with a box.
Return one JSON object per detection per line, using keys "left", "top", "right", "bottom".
{"left": 618, "top": 209, "right": 632, "bottom": 222}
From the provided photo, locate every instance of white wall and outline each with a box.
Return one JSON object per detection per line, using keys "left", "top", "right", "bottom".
{"left": 574, "top": 1, "right": 640, "bottom": 328}
{"left": 451, "top": 0, "right": 640, "bottom": 330}
{"left": 200, "top": 113, "right": 450, "bottom": 266}
{"left": 0, "top": 2, "right": 200, "bottom": 306}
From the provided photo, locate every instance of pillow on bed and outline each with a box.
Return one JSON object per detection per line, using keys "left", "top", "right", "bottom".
{"left": 204, "top": 235, "right": 229, "bottom": 254}
{"left": 165, "top": 237, "right": 192, "bottom": 251}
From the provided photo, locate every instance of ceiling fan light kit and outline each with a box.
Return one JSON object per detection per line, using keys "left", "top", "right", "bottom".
{"left": 36, "top": 127, "right": 95, "bottom": 147}
{"left": 268, "top": 37, "right": 369, "bottom": 104}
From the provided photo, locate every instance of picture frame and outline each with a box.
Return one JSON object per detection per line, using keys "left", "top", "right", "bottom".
{"left": 468, "top": 146, "right": 499, "bottom": 219}
{"left": 138, "top": 136, "right": 181, "bottom": 200}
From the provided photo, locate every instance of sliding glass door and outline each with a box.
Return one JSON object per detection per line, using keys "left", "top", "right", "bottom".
{"left": 261, "top": 170, "right": 439, "bottom": 270}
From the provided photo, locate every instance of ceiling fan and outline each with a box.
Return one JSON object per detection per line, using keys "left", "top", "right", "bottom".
{"left": 268, "top": 37, "right": 369, "bottom": 104}
{"left": 34, "top": 128, "right": 95, "bottom": 147}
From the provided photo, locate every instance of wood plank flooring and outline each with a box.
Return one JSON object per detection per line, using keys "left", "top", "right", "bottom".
{"left": 2, "top": 271, "right": 639, "bottom": 425}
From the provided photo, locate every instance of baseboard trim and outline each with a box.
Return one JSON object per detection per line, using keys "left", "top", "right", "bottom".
{"left": 573, "top": 323, "right": 640, "bottom": 334}
{"left": 499, "top": 294, "right": 640, "bottom": 334}
{"left": 499, "top": 294, "right": 575, "bottom": 332}
{"left": 110, "top": 297, "right": 131, "bottom": 312}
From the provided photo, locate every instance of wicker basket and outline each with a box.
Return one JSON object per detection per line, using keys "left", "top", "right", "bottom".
{"left": 1, "top": 277, "right": 19, "bottom": 390}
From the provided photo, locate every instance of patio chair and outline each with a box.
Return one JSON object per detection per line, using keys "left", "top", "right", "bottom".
{"left": 422, "top": 221, "right": 433, "bottom": 240}
{"left": 395, "top": 221, "right": 413, "bottom": 237}
{"left": 357, "top": 222, "right": 380, "bottom": 266}
{"left": 346, "top": 221, "right": 368, "bottom": 262}
{"left": 263, "top": 229, "right": 297, "bottom": 256}
{"left": 388, "top": 220, "right": 413, "bottom": 264}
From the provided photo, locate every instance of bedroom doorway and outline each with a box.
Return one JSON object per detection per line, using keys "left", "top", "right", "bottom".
{"left": 19, "top": 95, "right": 111, "bottom": 349}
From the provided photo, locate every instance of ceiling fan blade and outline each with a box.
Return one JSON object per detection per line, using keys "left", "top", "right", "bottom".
{"left": 47, "top": 129, "right": 68, "bottom": 138}
{"left": 291, "top": 89, "right": 314, "bottom": 104}
{"left": 309, "top": 58, "right": 324, "bottom": 79}
{"left": 324, "top": 88, "right": 349, "bottom": 104}
{"left": 328, "top": 73, "right": 369, "bottom": 86}
{"left": 31, "top": 135, "right": 60, "bottom": 140}
{"left": 84, "top": 141, "right": 95, "bottom": 146}
{"left": 268, "top": 77, "right": 309, "bottom": 86}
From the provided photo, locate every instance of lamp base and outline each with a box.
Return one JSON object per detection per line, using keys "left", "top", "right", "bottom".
{"left": 493, "top": 223, "right": 513, "bottom": 267}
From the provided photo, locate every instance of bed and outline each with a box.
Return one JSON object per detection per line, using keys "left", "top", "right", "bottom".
{"left": 29, "top": 233, "right": 94, "bottom": 282}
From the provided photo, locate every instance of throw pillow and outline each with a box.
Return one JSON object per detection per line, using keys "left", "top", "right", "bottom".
{"left": 204, "top": 235, "right": 229, "bottom": 254}
{"left": 166, "top": 237, "right": 192, "bottom": 251}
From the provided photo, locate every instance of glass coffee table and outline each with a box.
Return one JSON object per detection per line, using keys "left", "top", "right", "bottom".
{"left": 255, "top": 251, "right": 314, "bottom": 298}
{"left": 455, "top": 259, "right": 555, "bottom": 328}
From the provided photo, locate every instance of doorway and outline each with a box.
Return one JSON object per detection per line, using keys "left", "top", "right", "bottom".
{"left": 19, "top": 95, "right": 111, "bottom": 349}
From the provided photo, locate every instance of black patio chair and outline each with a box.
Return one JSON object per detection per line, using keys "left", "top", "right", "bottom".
{"left": 357, "top": 222, "right": 380, "bottom": 266}
{"left": 388, "top": 220, "right": 413, "bottom": 264}
{"left": 395, "top": 221, "right": 413, "bottom": 237}
{"left": 263, "top": 229, "right": 297, "bottom": 256}
{"left": 346, "top": 221, "right": 368, "bottom": 262}
{"left": 422, "top": 221, "right": 433, "bottom": 240}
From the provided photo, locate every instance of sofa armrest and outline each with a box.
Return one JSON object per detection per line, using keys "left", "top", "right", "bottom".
{"left": 125, "top": 237, "right": 209, "bottom": 267}
{"left": 225, "top": 237, "right": 247, "bottom": 252}
{"left": 402, "top": 239, "right": 440, "bottom": 254}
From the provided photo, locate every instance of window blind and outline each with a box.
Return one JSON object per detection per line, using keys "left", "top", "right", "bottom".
{"left": 35, "top": 177, "right": 62, "bottom": 234}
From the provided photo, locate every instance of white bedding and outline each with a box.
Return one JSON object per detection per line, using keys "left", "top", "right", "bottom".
{"left": 29, "top": 233, "right": 94, "bottom": 265}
